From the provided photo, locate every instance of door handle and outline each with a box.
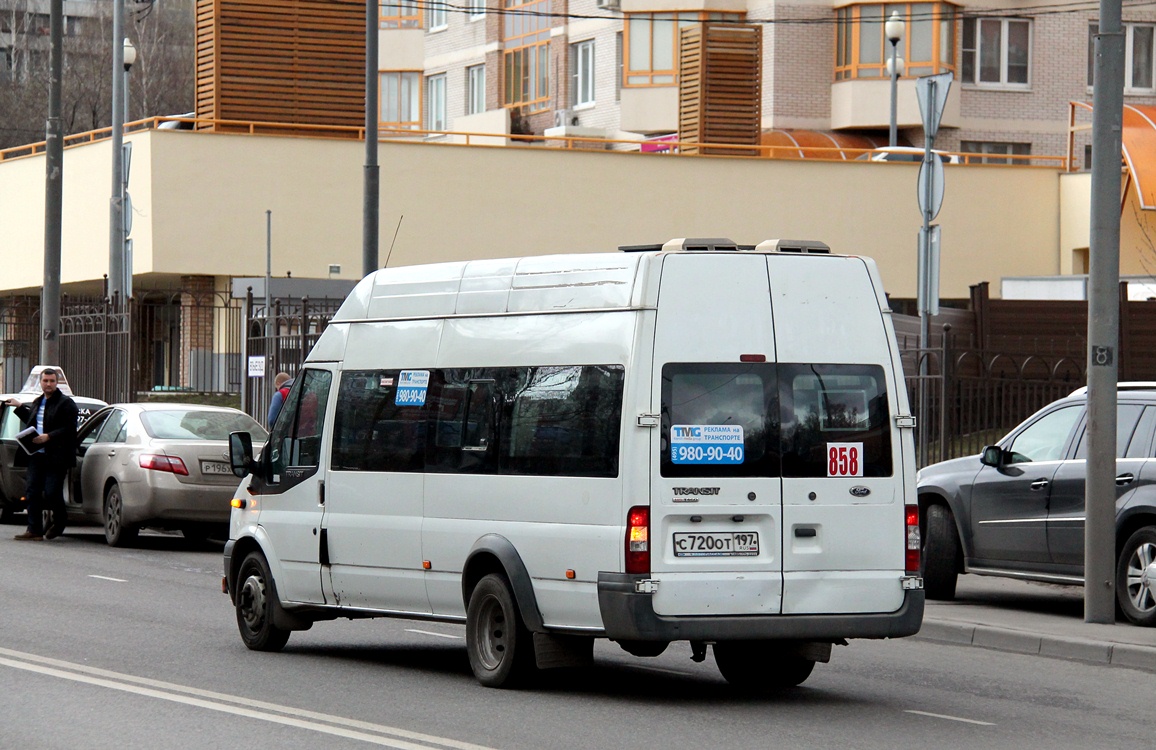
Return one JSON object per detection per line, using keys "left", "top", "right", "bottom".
{"left": 1116, "top": 473, "right": 1136, "bottom": 486}
{"left": 1030, "top": 479, "right": 1049, "bottom": 490}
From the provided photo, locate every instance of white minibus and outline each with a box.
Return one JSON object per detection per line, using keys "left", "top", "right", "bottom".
{"left": 224, "top": 238, "right": 924, "bottom": 689}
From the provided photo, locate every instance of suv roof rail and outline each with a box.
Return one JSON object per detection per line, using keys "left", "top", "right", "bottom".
{"left": 1067, "top": 381, "right": 1156, "bottom": 397}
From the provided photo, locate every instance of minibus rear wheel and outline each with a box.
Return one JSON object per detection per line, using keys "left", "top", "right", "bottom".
{"left": 713, "top": 641, "right": 815, "bottom": 690}
{"left": 236, "top": 551, "right": 291, "bottom": 652}
{"left": 466, "top": 573, "right": 535, "bottom": 688}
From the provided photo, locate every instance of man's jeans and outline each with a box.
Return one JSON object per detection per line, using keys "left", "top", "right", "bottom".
{"left": 24, "top": 453, "right": 67, "bottom": 535}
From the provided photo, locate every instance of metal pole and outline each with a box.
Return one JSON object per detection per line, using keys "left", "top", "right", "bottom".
{"left": 363, "top": 0, "right": 380, "bottom": 277}
{"left": 41, "top": 0, "right": 64, "bottom": 364}
{"left": 265, "top": 209, "right": 272, "bottom": 335}
{"left": 108, "top": 0, "right": 125, "bottom": 306}
{"left": 917, "top": 78, "right": 937, "bottom": 468}
{"left": 1085, "top": 0, "right": 1125, "bottom": 624}
{"left": 889, "top": 42, "right": 899, "bottom": 148}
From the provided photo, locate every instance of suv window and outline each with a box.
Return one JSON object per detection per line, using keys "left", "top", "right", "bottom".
{"left": 1007, "top": 405, "right": 1082, "bottom": 463}
{"left": 1074, "top": 403, "right": 1145, "bottom": 459}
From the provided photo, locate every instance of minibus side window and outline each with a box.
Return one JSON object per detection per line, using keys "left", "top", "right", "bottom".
{"left": 501, "top": 365, "right": 623, "bottom": 478}
{"left": 268, "top": 369, "right": 332, "bottom": 480}
{"left": 778, "top": 364, "right": 892, "bottom": 477}
{"left": 331, "top": 370, "right": 427, "bottom": 472}
{"left": 428, "top": 370, "right": 497, "bottom": 474}
{"left": 660, "top": 363, "right": 778, "bottom": 478}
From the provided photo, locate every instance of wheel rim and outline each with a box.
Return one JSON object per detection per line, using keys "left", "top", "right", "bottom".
{"left": 474, "top": 594, "right": 509, "bottom": 671}
{"left": 238, "top": 573, "right": 268, "bottom": 632}
{"left": 1124, "top": 541, "right": 1156, "bottom": 614}
{"left": 105, "top": 489, "right": 121, "bottom": 538}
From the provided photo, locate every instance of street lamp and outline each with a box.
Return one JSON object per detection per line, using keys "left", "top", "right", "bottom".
{"left": 123, "top": 38, "right": 137, "bottom": 122}
{"left": 886, "top": 11, "right": 905, "bottom": 148}
{"left": 122, "top": 38, "right": 137, "bottom": 299}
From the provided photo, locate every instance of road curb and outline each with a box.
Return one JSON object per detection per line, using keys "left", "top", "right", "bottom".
{"left": 916, "top": 619, "right": 1156, "bottom": 673}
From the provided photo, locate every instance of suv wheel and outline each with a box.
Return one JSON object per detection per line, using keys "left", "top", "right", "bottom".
{"left": 1116, "top": 526, "right": 1156, "bottom": 626}
{"left": 922, "top": 503, "right": 960, "bottom": 600}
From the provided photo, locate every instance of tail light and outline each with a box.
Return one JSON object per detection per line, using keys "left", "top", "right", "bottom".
{"left": 139, "top": 453, "right": 189, "bottom": 476}
{"left": 905, "top": 504, "right": 921, "bottom": 574}
{"left": 625, "top": 505, "right": 650, "bottom": 574}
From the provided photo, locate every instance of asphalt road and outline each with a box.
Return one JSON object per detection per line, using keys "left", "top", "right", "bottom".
{"left": 1, "top": 526, "right": 1151, "bottom": 750}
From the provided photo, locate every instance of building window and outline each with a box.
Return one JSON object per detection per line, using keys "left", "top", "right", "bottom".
{"left": 467, "top": 64, "right": 486, "bottom": 115}
{"left": 835, "top": 3, "right": 956, "bottom": 80}
{"left": 625, "top": 12, "right": 744, "bottom": 87}
{"left": 469, "top": 0, "right": 486, "bottom": 19}
{"left": 616, "top": 32, "right": 623, "bottom": 101}
{"left": 961, "top": 17, "right": 1030, "bottom": 87}
{"left": 427, "top": 74, "right": 446, "bottom": 131}
{"left": 503, "top": 0, "right": 551, "bottom": 111}
{"left": 428, "top": 1, "right": 447, "bottom": 30}
{"left": 1089, "top": 23, "right": 1155, "bottom": 92}
{"left": 960, "top": 140, "right": 1031, "bottom": 164}
{"left": 380, "top": 0, "right": 421, "bottom": 29}
{"left": 572, "top": 40, "right": 595, "bottom": 106}
{"left": 380, "top": 71, "right": 421, "bottom": 129}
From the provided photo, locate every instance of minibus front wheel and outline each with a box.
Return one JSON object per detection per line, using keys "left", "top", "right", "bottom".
{"left": 236, "top": 551, "right": 291, "bottom": 652}
{"left": 466, "top": 573, "right": 535, "bottom": 688}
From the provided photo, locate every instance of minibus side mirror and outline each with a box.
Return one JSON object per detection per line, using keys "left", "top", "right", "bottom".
{"left": 229, "top": 431, "right": 255, "bottom": 478}
{"left": 980, "top": 445, "right": 1005, "bottom": 468}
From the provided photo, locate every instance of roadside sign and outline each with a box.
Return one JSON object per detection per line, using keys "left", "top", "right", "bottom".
{"left": 917, "top": 156, "right": 945, "bottom": 220}
{"left": 916, "top": 72, "right": 953, "bottom": 140}
{"left": 248, "top": 356, "right": 266, "bottom": 378}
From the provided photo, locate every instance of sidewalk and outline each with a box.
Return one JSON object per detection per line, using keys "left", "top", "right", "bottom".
{"left": 916, "top": 575, "right": 1156, "bottom": 672}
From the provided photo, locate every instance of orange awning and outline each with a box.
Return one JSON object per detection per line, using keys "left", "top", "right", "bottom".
{"left": 760, "top": 129, "right": 889, "bottom": 160}
{"left": 1122, "top": 104, "right": 1156, "bottom": 210}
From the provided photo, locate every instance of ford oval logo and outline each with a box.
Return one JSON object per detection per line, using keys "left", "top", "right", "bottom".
{"left": 849, "top": 486, "right": 871, "bottom": 498}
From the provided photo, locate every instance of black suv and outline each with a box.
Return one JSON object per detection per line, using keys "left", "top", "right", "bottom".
{"left": 916, "top": 384, "right": 1156, "bottom": 626}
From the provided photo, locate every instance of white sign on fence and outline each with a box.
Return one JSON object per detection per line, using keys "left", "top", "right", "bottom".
{"left": 248, "top": 356, "right": 266, "bottom": 378}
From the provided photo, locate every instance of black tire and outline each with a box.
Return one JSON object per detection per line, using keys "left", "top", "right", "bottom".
{"left": 616, "top": 640, "right": 670, "bottom": 658}
{"left": 922, "top": 503, "right": 960, "bottom": 600}
{"left": 103, "top": 484, "right": 138, "bottom": 548}
{"left": 235, "top": 551, "right": 291, "bottom": 651}
{"left": 466, "top": 573, "right": 536, "bottom": 688}
{"left": 713, "top": 641, "right": 815, "bottom": 690}
{"left": 1116, "top": 526, "right": 1156, "bottom": 627}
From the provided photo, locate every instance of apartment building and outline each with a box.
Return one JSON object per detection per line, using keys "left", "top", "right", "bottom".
{"left": 384, "top": 0, "right": 1156, "bottom": 163}
{"left": 0, "top": 0, "right": 103, "bottom": 81}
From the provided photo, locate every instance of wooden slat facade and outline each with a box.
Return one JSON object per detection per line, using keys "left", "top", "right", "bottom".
{"left": 195, "top": 0, "right": 366, "bottom": 133}
{"left": 678, "top": 23, "right": 762, "bottom": 156}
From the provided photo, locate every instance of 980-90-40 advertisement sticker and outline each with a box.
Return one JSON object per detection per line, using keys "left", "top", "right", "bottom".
{"left": 671, "top": 425, "right": 745, "bottom": 465}
{"left": 395, "top": 370, "right": 430, "bottom": 406}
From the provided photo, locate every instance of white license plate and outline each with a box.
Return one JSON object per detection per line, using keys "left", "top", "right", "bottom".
{"left": 200, "top": 460, "right": 232, "bottom": 475}
{"left": 673, "top": 532, "right": 760, "bottom": 557}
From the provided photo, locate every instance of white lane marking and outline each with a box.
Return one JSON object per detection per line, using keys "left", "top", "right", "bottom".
{"left": 88, "top": 575, "right": 128, "bottom": 582}
{"left": 904, "top": 710, "right": 995, "bottom": 726}
{"left": 0, "top": 647, "right": 496, "bottom": 750}
{"left": 405, "top": 629, "right": 464, "bottom": 640}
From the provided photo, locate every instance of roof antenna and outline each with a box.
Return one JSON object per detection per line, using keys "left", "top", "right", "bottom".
{"left": 383, "top": 215, "right": 404, "bottom": 269}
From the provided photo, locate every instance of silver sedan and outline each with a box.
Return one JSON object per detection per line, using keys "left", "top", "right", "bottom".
{"left": 65, "top": 403, "right": 267, "bottom": 546}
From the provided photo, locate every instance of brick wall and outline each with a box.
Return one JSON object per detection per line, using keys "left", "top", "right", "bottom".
{"left": 179, "top": 275, "right": 214, "bottom": 389}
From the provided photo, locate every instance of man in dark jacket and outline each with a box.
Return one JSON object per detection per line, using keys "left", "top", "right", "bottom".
{"left": 4, "top": 368, "right": 78, "bottom": 541}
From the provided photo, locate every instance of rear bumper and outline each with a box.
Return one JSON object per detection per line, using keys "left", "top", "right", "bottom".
{"left": 597, "top": 572, "right": 924, "bottom": 641}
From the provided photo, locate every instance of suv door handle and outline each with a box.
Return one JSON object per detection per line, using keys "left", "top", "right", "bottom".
{"left": 1030, "top": 479, "right": 1049, "bottom": 490}
{"left": 1116, "top": 473, "right": 1136, "bottom": 486}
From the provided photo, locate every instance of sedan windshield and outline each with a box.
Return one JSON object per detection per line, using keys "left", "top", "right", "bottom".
{"left": 140, "top": 410, "right": 267, "bottom": 441}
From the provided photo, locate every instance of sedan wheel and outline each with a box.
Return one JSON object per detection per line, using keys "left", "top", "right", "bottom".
{"left": 1117, "top": 526, "right": 1156, "bottom": 626}
{"left": 103, "top": 484, "right": 138, "bottom": 548}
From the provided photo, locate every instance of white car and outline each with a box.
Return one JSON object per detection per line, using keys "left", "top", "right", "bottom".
{"left": 858, "top": 146, "right": 961, "bottom": 164}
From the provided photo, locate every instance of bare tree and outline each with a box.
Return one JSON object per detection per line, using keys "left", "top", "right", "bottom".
{"left": 0, "top": 0, "right": 193, "bottom": 151}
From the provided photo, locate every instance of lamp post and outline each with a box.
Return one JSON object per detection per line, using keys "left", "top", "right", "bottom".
{"left": 123, "top": 39, "right": 136, "bottom": 122}
{"left": 108, "top": 0, "right": 126, "bottom": 306}
{"left": 886, "top": 11, "right": 905, "bottom": 148}
{"left": 122, "top": 38, "right": 136, "bottom": 300}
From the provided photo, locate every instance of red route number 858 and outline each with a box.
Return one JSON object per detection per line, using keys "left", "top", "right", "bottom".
{"left": 827, "top": 443, "right": 863, "bottom": 477}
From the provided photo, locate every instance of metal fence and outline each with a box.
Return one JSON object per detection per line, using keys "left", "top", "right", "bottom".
{"left": 903, "top": 333, "right": 1086, "bottom": 467}
{"left": 240, "top": 292, "right": 344, "bottom": 426}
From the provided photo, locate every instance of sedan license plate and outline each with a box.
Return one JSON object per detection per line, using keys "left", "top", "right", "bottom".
{"left": 673, "top": 532, "right": 759, "bottom": 557}
{"left": 200, "top": 460, "right": 232, "bottom": 475}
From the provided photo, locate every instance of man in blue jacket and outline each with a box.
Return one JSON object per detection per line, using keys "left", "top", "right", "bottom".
{"left": 4, "top": 368, "right": 79, "bottom": 541}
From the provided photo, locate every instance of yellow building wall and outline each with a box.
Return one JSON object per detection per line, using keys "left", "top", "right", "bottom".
{"left": 2, "top": 130, "right": 1065, "bottom": 300}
